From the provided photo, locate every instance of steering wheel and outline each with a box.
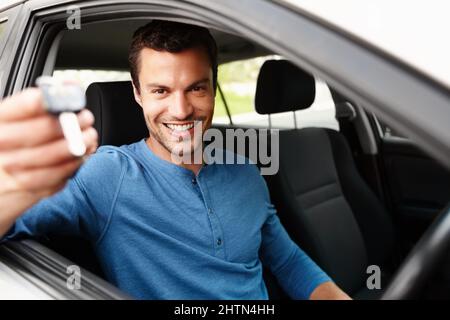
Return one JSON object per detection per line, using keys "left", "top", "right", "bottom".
{"left": 381, "top": 203, "right": 450, "bottom": 299}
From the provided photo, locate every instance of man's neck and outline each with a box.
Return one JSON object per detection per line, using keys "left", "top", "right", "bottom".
{"left": 145, "top": 137, "right": 203, "bottom": 176}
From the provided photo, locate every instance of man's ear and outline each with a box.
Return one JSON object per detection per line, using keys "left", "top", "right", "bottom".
{"left": 132, "top": 82, "right": 143, "bottom": 107}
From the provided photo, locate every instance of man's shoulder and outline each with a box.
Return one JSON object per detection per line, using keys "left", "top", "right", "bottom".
{"left": 75, "top": 142, "right": 141, "bottom": 183}
{"left": 96, "top": 143, "right": 137, "bottom": 162}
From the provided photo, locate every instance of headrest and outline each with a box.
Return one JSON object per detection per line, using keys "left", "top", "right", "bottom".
{"left": 329, "top": 88, "right": 357, "bottom": 121}
{"left": 86, "top": 81, "right": 148, "bottom": 146}
{"left": 255, "top": 60, "right": 316, "bottom": 114}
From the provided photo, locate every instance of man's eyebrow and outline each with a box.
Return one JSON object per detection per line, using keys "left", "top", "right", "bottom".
{"left": 144, "top": 79, "right": 210, "bottom": 90}
{"left": 145, "top": 83, "right": 170, "bottom": 89}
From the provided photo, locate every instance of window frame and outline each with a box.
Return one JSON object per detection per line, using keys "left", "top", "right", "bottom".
{"left": 0, "top": 4, "right": 21, "bottom": 96}
{"left": 0, "top": 0, "right": 448, "bottom": 299}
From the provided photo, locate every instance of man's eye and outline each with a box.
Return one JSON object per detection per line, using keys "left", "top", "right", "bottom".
{"left": 152, "top": 89, "right": 166, "bottom": 94}
{"left": 191, "top": 86, "right": 205, "bottom": 92}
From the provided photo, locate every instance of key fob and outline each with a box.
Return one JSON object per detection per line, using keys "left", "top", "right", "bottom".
{"left": 36, "top": 76, "right": 87, "bottom": 157}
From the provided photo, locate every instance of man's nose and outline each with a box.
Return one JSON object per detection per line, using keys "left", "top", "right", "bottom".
{"left": 168, "top": 92, "right": 194, "bottom": 120}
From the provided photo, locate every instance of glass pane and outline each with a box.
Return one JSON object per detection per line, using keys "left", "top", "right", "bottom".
{"left": 213, "top": 55, "right": 278, "bottom": 126}
{"left": 52, "top": 69, "right": 131, "bottom": 91}
{"left": 214, "top": 56, "right": 338, "bottom": 130}
{"left": 0, "top": 18, "right": 8, "bottom": 41}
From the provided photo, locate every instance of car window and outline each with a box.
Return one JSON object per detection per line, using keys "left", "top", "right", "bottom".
{"left": 213, "top": 56, "right": 339, "bottom": 130}
{"left": 375, "top": 119, "right": 408, "bottom": 139}
{"left": 0, "top": 17, "right": 9, "bottom": 93}
{"left": 52, "top": 69, "right": 131, "bottom": 90}
{"left": 0, "top": 17, "right": 7, "bottom": 41}
{"left": 0, "top": 16, "right": 8, "bottom": 58}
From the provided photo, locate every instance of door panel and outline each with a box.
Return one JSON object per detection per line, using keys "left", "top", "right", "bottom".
{"left": 381, "top": 137, "right": 450, "bottom": 244}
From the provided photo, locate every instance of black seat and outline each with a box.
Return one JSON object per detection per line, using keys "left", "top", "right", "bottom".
{"left": 255, "top": 60, "right": 396, "bottom": 299}
{"left": 86, "top": 81, "right": 148, "bottom": 146}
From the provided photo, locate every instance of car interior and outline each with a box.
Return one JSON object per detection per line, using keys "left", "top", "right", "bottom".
{"left": 25, "top": 18, "right": 450, "bottom": 299}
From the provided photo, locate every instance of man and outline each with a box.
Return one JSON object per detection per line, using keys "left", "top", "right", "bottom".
{"left": 0, "top": 20, "right": 350, "bottom": 300}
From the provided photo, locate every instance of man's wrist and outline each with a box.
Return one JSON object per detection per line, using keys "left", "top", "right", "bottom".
{"left": 0, "top": 191, "right": 40, "bottom": 220}
{"left": 309, "top": 281, "right": 352, "bottom": 300}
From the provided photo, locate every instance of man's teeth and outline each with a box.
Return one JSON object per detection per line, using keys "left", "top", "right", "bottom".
{"left": 166, "top": 123, "right": 194, "bottom": 131}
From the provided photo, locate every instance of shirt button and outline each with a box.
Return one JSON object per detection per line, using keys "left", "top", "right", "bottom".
{"left": 217, "top": 238, "right": 222, "bottom": 246}
{"left": 208, "top": 208, "right": 213, "bottom": 215}
{"left": 192, "top": 178, "right": 197, "bottom": 185}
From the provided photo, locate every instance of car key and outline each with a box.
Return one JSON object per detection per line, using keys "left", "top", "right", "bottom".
{"left": 36, "top": 76, "right": 87, "bottom": 157}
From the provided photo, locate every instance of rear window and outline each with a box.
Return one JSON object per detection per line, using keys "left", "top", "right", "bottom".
{"left": 52, "top": 69, "right": 131, "bottom": 90}
{"left": 213, "top": 56, "right": 339, "bottom": 130}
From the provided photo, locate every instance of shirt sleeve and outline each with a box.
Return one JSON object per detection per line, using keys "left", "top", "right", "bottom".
{"left": 259, "top": 203, "right": 332, "bottom": 299}
{"left": 0, "top": 147, "right": 127, "bottom": 245}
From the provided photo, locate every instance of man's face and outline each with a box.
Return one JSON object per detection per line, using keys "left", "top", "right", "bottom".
{"left": 132, "top": 47, "right": 215, "bottom": 160}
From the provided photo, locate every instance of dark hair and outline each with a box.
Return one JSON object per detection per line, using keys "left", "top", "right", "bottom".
{"left": 128, "top": 20, "right": 218, "bottom": 93}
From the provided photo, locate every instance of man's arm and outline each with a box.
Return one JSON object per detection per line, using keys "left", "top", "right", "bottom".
{"left": 0, "top": 88, "right": 98, "bottom": 238}
{"left": 259, "top": 203, "right": 351, "bottom": 300}
{"left": 309, "top": 281, "right": 351, "bottom": 300}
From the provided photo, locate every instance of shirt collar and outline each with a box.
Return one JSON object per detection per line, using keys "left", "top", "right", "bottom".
{"left": 137, "top": 139, "right": 211, "bottom": 178}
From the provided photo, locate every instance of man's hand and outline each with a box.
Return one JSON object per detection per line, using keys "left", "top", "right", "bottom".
{"left": 0, "top": 88, "right": 98, "bottom": 236}
{"left": 309, "top": 281, "right": 352, "bottom": 300}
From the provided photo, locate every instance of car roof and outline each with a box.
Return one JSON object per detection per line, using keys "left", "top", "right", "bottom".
{"left": 0, "top": 0, "right": 72, "bottom": 11}
{"left": 55, "top": 19, "right": 272, "bottom": 70}
{"left": 0, "top": 0, "right": 21, "bottom": 10}
{"left": 5, "top": 0, "right": 449, "bottom": 88}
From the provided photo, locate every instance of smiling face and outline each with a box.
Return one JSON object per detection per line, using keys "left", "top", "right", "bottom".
{"left": 132, "top": 47, "right": 215, "bottom": 164}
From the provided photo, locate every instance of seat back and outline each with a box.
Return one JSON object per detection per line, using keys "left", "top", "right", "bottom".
{"left": 255, "top": 60, "right": 395, "bottom": 294}
{"left": 86, "top": 81, "right": 148, "bottom": 146}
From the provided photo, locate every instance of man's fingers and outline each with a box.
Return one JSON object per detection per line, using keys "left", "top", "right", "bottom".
{"left": 10, "top": 158, "right": 84, "bottom": 191}
{"left": 0, "top": 114, "right": 62, "bottom": 148}
{"left": 0, "top": 88, "right": 46, "bottom": 122}
{"left": 85, "top": 129, "right": 99, "bottom": 156}
{"left": 0, "top": 87, "right": 96, "bottom": 214}
{"left": 0, "top": 109, "right": 95, "bottom": 149}
{"left": 1, "top": 127, "right": 98, "bottom": 170}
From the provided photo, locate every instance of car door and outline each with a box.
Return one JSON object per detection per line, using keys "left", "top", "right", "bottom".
{"left": 373, "top": 119, "right": 450, "bottom": 248}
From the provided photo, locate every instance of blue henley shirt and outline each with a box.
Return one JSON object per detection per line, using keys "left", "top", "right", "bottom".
{"left": 1, "top": 139, "right": 331, "bottom": 299}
